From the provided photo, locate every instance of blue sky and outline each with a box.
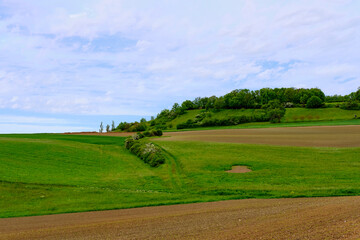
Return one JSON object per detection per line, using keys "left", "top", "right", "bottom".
{"left": 0, "top": 0, "right": 360, "bottom": 133}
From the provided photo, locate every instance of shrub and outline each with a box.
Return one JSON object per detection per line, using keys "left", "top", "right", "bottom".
{"left": 284, "top": 102, "right": 294, "bottom": 108}
{"left": 264, "top": 100, "right": 286, "bottom": 123}
{"left": 306, "top": 96, "right": 324, "bottom": 108}
{"left": 125, "top": 139, "right": 165, "bottom": 167}
{"left": 340, "top": 101, "right": 360, "bottom": 110}
{"left": 143, "top": 131, "right": 151, "bottom": 137}
{"left": 125, "top": 137, "right": 135, "bottom": 149}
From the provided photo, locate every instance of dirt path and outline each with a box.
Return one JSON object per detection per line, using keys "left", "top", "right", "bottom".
{"left": 162, "top": 125, "right": 360, "bottom": 147}
{"left": 1, "top": 196, "right": 360, "bottom": 240}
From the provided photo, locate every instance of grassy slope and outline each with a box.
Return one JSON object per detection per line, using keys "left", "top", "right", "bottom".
{"left": 1, "top": 134, "right": 360, "bottom": 217}
{"left": 0, "top": 135, "right": 191, "bottom": 217}
{"left": 164, "top": 108, "right": 360, "bottom": 131}
{"left": 284, "top": 108, "right": 360, "bottom": 122}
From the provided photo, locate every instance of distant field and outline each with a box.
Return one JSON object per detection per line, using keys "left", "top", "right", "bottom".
{"left": 1, "top": 128, "right": 360, "bottom": 218}
{"left": 161, "top": 125, "right": 360, "bottom": 147}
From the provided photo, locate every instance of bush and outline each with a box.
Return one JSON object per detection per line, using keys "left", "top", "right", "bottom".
{"left": 176, "top": 113, "right": 270, "bottom": 129}
{"left": 125, "top": 138, "right": 165, "bottom": 167}
{"left": 284, "top": 102, "right": 294, "bottom": 108}
{"left": 340, "top": 101, "right": 360, "bottom": 110}
{"left": 264, "top": 100, "right": 286, "bottom": 123}
{"left": 267, "top": 109, "right": 285, "bottom": 123}
{"left": 143, "top": 129, "right": 163, "bottom": 137}
{"left": 306, "top": 96, "right": 324, "bottom": 108}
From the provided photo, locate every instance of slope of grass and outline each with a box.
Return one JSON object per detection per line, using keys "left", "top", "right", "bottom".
{"left": 1, "top": 134, "right": 360, "bottom": 218}
{"left": 284, "top": 108, "right": 360, "bottom": 122}
{"left": 163, "top": 108, "right": 360, "bottom": 131}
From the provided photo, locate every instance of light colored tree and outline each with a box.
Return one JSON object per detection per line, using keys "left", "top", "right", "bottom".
{"left": 99, "top": 122, "right": 103, "bottom": 133}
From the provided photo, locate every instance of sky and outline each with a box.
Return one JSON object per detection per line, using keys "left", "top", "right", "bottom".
{"left": 0, "top": 0, "right": 359, "bottom": 133}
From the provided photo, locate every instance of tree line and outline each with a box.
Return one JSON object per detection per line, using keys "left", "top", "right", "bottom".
{"left": 101, "top": 87, "right": 360, "bottom": 132}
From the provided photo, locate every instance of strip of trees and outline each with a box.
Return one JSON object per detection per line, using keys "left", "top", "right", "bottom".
{"left": 100, "top": 87, "right": 360, "bottom": 132}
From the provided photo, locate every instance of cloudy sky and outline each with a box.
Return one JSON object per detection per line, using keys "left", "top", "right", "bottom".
{"left": 0, "top": 0, "right": 359, "bottom": 133}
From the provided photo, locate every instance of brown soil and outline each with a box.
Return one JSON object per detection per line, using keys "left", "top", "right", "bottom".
{"left": 161, "top": 125, "right": 360, "bottom": 147}
{"left": 226, "top": 165, "right": 252, "bottom": 173}
{"left": 1, "top": 196, "right": 360, "bottom": 240}
{"left": 63, "top": 132, "right": 133, "bottom": 137}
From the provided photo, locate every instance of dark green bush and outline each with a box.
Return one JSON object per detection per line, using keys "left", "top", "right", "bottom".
{"left": 124, "top": 133, "right": 165, "bottom": 167}
{"left": 126, "top": 140, "right": 165, "bottom": 167}
{"left": 263, "top": 100, "right": 286, "bottom": 123}
{"left": 306, "top": 96, "right": 324, "bottom": 108}
{"left": 176, "top": 113, "right": 270, "bottom": 129}
{"left": 340, "top": 101, "right": 360, "bottom": 110}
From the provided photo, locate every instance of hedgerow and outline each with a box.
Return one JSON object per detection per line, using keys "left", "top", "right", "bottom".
{"left": 125, "top": 133, "right": 165, "bottom": 167}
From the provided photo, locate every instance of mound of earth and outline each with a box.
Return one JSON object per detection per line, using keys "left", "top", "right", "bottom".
{"left": 226, "top": 165, "right": 252, "bottom": 173}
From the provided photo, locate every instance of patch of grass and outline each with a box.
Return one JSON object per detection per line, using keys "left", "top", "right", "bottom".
{"left": 284, "top": 108, "right": 360, "bottom": 122}
{"left": 164, "top": 108, "right": 360, "bottom": 131}
{"left": 1, "top": 133, "right": 360, "bottom": 218}
{"left": 0, "top": 134, "right": 125, "bottom": 146}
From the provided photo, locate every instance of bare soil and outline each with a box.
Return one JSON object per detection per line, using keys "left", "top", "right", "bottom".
{"left": 1, "top": 196, "right": 360, "bottom": 240}
{"left": 162, "top": 125, "right": 360, "bottom": 147}
{"left": 63, "top": 132, "right": 133, "bottom": 137}
{"left": 226, "top": 165, "right": 252, "bottom": 173}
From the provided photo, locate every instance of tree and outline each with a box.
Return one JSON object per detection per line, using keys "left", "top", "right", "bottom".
{"left": 214, "top": 97, "right": 225, "bottom": 110}
{"left": 306, "top": 96, "right": 323, "bottom": 108}
{"left": 111, "top": 120, "right": 115, "bottom": 131}
{"left": 99, "top": 122, "right": 103, "bottom": 133}
{"left": 106, "top": 124, "right": 110, "bottom": 133}
{"left": 181, "top": 100, "right": 194, "bottom": 110}
{"left": 140, "top": 118, "right": 147, "bottom": 123}
{"left": 264, "top": 100, "right": 286, "bottom": 123}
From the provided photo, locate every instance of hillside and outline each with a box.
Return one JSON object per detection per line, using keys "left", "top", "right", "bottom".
{"left": 112, "top": 87, "right": 360, "bottom": 132}
{"left": 160, "top": 107, "right": 360, "bottom": 131}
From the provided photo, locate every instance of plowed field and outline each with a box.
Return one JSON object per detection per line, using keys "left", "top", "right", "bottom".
{"left": 163, "top": 125, "right": 360, "bottom": 147}
{"left": 1, "top": 196, "right": 360, "bottom": 240}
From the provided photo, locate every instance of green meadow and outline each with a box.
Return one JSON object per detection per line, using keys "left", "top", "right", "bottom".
{"left": 1, "top": 133, "right": 360, "bottom": 218}
{"left": 162, "top": 108, "right": 360, "bottom": 131}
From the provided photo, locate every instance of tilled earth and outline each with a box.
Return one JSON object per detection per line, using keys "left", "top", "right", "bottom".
{"left": 162, "top": 125, "right": 360, "bottom": 147}
{"left": 1, "top": 196, "right": 360, "bottom": 240}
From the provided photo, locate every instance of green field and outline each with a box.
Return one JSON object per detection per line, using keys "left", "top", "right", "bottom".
{"left": 163, "top": 108, "right": 360, "bottom": 130}
{"left": 1, "top": 133, "right": 360, "bottom": 218}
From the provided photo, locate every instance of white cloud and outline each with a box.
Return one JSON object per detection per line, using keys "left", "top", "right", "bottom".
{"left": 0, "top": 0, "right": 359, "bottom": 118}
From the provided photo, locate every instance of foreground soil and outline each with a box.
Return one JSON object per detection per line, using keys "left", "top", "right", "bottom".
{"left": 1, "top": 196, "right": 360, "bottom": 240}
{"left": 162, "top": 125, "right": 360, "bottom": 147}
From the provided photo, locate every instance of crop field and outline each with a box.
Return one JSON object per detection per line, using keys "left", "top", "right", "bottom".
{"left": 2, "top": 196, "right": 360, "bottom": 239}
{"left": 162, "top": 125, "right": 360, "bottom": 147}
{"left": 1, "top": 126, "right": 360, "bottom": 219}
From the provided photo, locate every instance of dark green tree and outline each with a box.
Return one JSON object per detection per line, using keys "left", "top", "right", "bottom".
{"left": 264, "top": 100, "right": 286, "bottom": 123}
{"left": 306, "top": 96, "right": 323, "bottom": 108}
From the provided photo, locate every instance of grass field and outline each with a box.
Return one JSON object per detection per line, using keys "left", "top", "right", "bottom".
{"left": 164, "top": 108, "right": 360, "bottom": 131}
{"left": 1, "top": 130, "right": 360, "bottom": 218}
